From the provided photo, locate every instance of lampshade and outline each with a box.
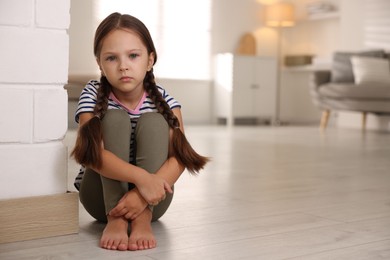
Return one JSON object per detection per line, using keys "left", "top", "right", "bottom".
{"left": 265, "top": 2, "right": 295, "bottom": 27}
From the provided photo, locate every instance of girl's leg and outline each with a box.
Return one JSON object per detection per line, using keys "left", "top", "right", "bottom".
{"left": 78, "top": 109, "right": 131, "bottom": 251}
{"left": 128, "top": 112, "right": 173, "bottom": 250}
{"left": 79, "top": 109, "right": 131, "bottom": 221}
{"left": 134, "top": 112, "right": 174, "bottom": 221}
{"left": 100, "top": 109, "right": 131, "bottom": 215}
{"left": 78, "top": 168, "right": 106, "bottom": 222}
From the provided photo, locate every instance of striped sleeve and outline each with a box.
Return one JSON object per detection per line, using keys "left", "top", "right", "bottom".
{"left": 158, "top": 85, "right": 181, "bottom": 110}
{"left": 74, "top": 80, "right": 99, "bottom": 123}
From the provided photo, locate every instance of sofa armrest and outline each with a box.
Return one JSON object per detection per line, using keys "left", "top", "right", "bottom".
{"left": 311, "top": 70, "right": 331, "bottom": 87}
{"left": 309, "top": 70, "right": 331, "bottom": 102}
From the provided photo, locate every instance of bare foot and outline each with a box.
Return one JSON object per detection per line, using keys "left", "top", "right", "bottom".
{"left": 100, "top": 215, "right": 129, "bottom": 251}
{"left": 128, "top": 208, "right": 156, "bottom": 251}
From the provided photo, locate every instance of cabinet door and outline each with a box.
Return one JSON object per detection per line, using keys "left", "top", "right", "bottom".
{"left": 254, "top": 58, "right": 277, "bottom": 119}
{"left": 232, "top": 56, "right": 277, "bottom": 120}
{"left": 232, "top": 56, "right": 257, "bottom": 118}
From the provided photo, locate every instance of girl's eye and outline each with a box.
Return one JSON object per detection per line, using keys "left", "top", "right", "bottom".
{"left": 106, "top": 56, "right": 116, "bottom": 61}
{"left": 129, "top": 53, "right": 139, "bottom": 59}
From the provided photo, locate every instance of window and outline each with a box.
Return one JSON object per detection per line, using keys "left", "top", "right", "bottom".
{"left": 97, "top": 0, "right": 211, "bottom": 80}
{"left": 363, "top": 0, "right": 390, "bottom": 50}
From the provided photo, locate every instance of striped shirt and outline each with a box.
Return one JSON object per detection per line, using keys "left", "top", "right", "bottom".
{"left": 73, "top": 79, "right": 181, "bottom": 190}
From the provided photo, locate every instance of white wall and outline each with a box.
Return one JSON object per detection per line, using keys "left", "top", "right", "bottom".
{"left": 211, "top": 0, "right": 262, "bottom": 55}
{"left": 157, "top": 79, "right": 213, "bottom": 125}
{"left": 339, "top": 0, "right": 365, "bottom": 51}
{"left": 0, "top": 0, "right": 70, "bottom": 199}
{"left": 69, "top": 0, "right": 99, "bottom": 77}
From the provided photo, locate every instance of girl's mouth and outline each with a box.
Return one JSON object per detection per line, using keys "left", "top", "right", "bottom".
{"left": 120, "top": 76, "right": 131, "bottom": 82}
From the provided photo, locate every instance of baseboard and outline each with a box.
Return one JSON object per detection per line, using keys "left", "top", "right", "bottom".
{"left": 0, "top": 192, "right": 79, "bottom": 244}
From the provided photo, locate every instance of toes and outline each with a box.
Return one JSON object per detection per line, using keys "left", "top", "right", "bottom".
{"left": 100, "top": 238, "right": 110, "bottom": 249}
{"left": 128, "top": 238, "right": 156, "bottom": 251}
{"left": 111, "top": 239, "right": 119, "bottom": 250}
{"left": 150, "top": 239, "right": 157, "bottom": 249}
{"left": 117, "top": 243, "right": 128, "bottom": 251}
{"left": 148, "top": 239, "right": 156, "bottom": 249}
{"left": 100, "top": 240, "right": 106, "bottom": 249}
{"left": 101, "top": 238, "right": 128, "bottom": 251}
{"left": 137, "top": 239, "right": 145, "bottom": 250}
{"left": 136, "top": 238, "right": 156, "bottom": 250}
{"left": 101, "top": 238, "right": 111, "bottom": 250}
{"left": 107, "top": 239, "right": 115, "bottom": 250}
{"left": 128, "top": 240, "right": 138, "bottom": 251}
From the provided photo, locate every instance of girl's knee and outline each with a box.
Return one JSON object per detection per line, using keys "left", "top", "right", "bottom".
{"left": 135, "top": 113, "right": 169, "bottom": 171}
{"left": 137, "top": 113, "right": 168, "bottom": 131}
{"left": 101, "top": 109, "right": 131, "bottom": 160}
{"left": 102, "top": 109, "right": 130, "bottom": 128}
{"left": 135, "top": 113, "right": 169, "bottom": 145}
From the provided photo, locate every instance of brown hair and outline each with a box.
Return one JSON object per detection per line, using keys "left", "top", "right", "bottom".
{"left": 71, "top": 13, "right": 209, "bottom": 174}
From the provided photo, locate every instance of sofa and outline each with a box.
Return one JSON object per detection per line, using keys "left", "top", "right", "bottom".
{"left": 310, "top": 49, "right": 390, "bottom": 129}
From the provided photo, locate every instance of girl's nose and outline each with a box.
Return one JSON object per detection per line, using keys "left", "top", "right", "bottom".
{"left": 119, "top": 60, "right": 129, "bottom": 72}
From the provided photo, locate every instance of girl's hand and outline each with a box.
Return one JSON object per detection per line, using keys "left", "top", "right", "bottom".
{"left": 109, "top": 188, "right": 147, "bottom": 220}
{"left": 137, "top": 174, "right": 173, "bottom": 205}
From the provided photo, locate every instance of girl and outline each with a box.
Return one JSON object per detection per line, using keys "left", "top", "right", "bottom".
{"left": 71, "top": 12, "right": 209, "bottom": 251}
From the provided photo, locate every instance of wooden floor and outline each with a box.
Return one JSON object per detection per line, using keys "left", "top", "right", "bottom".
{"left": 1, "top": 125, "right": 390, "bottom": 259}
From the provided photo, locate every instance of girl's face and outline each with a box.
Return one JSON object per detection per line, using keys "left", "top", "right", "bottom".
{"left": 97, "top": 29, "right": 154, "bottom": 103}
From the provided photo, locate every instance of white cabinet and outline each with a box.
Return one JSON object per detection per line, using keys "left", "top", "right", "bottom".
{"left": 213, "top": 53, "right": 277, "bottom": 125}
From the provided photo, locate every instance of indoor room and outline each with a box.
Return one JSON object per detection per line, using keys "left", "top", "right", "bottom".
{"left": 1, "top": 0, "right": 390, "bottom": 259}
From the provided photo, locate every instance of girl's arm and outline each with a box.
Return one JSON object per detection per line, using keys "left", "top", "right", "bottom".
{"left": 78, "top": 112, "right": 172, "bottom": 205}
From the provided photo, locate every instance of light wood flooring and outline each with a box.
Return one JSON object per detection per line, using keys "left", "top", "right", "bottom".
{"left": 1, "top": 125, "right": 390, "bottom": 259}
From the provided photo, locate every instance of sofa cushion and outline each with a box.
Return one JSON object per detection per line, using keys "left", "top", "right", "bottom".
{"left": 319, "top": 83, "right": 390, "bottom": 99}
{"left": 351, "top": 56, "right": 390, "bottom": 86}
{"left": 331, "top": 49, "right": 385, "bottom": 83}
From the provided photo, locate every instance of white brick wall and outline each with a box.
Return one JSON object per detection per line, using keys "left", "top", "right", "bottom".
{"left": 0, "top": 28, "right": 68, "bottom": 83}
{"left": 36, "top": 0, "right": 70, "bottom": 29}
{"left": 0, "top": 142, "right": 67, "bottom": 199}
{"left": 0, "top": 0, "right": 33, "bottom": 26}
{"left": 0, "top": 0, "right": 70, "bottom": 199}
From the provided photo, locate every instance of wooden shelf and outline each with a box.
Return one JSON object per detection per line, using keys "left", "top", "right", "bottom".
{"left": 282, "top": 64, "right": 332, "bottom": 72}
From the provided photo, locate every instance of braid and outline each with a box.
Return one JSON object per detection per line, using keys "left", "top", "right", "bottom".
{"left": 94, "top": 76, "right": 111, "bottom": 119}
{"left": 144, "top": 70, "right": 179, "bottom": 128}
{"left": 70, "top": 76, "right": 111, "bottom": 169}
{"left": 144, "top": 70, "right": 209, "bottom": 174}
